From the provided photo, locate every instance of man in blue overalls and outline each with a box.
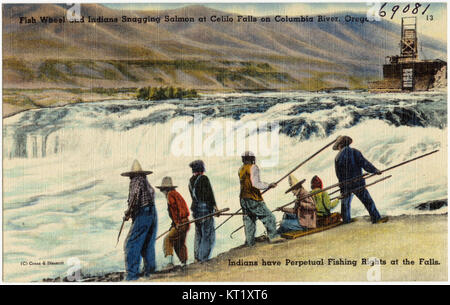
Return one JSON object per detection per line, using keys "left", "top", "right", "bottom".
{"left": 188, "top": 160, "right": 219, "bottom": 262}
{"left": 333, "top": 136, "right": 388, "bottom": 224}
{"left": 121, "top": 160, "right": 158, "bottom": 281}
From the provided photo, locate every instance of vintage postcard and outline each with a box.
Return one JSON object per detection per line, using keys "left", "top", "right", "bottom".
{"left": 1, "top": 1, "right": 448, "bottom": 284}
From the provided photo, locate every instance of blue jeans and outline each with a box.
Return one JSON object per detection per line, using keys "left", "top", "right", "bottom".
{"left": 341, "top": 188, "right": 381, "bottom": 224}
{"left": 240, "top": 198, "right": 277, "bottom": 246}
{"left": 277, "top": 213, "right": 305, "bottom": 234}
{"left": 192, "top": 202, "right": 215, "bottom": 262}
{"left": 124, "top": 205, "right": 157, "bottom": 281}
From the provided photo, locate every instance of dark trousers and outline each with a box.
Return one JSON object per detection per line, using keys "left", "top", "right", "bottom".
{"left": 192, "top": 202, "right": 215, "bottom": 262}
{"left": 341, "top": 188, "right": 381, "bottom": 224}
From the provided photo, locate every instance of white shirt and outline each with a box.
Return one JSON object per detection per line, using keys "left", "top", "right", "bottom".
{"left": 250, "top": 165, "right": 270, "bottom": 190}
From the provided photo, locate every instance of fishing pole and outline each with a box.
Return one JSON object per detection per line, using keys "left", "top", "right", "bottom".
{"left": 231, "top": 149, "right": 438, "bottom": 238}
{"left": 215, "top": 137, "right": 338, "bottom": 231}
{"left": 156, "top": 208, "right": 230, "bottom": 240}
{"left": 230, "top": 149, "right": 438, "bottom": 239}
{"left": 329, "top": 175, "right": 392, "bottom": 201}
{"left": 328, "top": 149, "right": 439, "bottom": 196}
{"left": 229, "top": 173, "right": 376, "bottom": 238}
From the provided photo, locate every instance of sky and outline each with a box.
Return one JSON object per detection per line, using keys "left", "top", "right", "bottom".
{"left": 104, "top": 2, "right": 447, "bottom": 42}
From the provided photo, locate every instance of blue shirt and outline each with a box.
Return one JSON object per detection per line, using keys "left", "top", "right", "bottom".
{"left": 335, "top": 146, "right": 378, "bottom": 193}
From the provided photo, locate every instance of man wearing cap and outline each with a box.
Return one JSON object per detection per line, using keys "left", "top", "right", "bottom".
{"left": 333, "top": 135, "right": 388, "bottom": 224}
{"left": 121, "top": 160, "right": 157, "bottom": 281}
{"left": 156, "top": 177, "right": 190, "bottom": 270}
{"left": 188, "top": 160, "right": 218, "bottom": 262}
{"left": 239, "top": 151, "right": 278, "bottom": 246}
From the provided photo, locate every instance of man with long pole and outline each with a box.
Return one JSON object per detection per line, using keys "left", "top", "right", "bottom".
{"left": 156, "top": 176, "right": 190, "bottom": 270}
{"left": 333, "top": 136, "right": 387, "bottom": 224}
{"left": 216, "top": 138, "right": 337, "bottom": 231}
{"left": 238, "top": 151, "right": 278, "bottom": 246}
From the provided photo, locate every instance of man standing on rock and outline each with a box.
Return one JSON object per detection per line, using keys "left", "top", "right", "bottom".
{"left": 121, "top": 160, "right": 158, "bottom": 281}
{"left": 239, "top": 151, "right": 278, "bottom": 246}
{"left": 156, "top": 176, "right": 190, "bottom": 270}
{"left": 188, "top": 160, "right": 219, "bottom": 262}
{"left": 333, "top": 136, "right": 388, "bottom": 224}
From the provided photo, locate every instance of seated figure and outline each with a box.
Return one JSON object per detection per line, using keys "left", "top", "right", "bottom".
{"left": 277, "top": 175, "right": 316, "bottom": 234}
{"left": 311, "top": 175, "right": 342, "bottom": 227}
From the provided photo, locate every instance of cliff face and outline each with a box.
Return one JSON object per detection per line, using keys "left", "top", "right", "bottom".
{"left": 3, "top": 4, "right": 446, "bottom": 90}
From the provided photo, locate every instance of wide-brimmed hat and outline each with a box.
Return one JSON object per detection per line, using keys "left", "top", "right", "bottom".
{"left": 285, "top": 174, "right": 306, "bottom": 194}
{"left": 156, "top": 176, "right": 177, "bottom": 189}
{"left": 332, "top": 135, "right": 353, "bottom": 150}
{"left": 121, "top": 160, "right": 153, "bottom": 177}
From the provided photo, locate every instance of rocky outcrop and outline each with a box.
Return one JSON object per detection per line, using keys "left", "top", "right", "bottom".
{"left": 414, "top": 199, "right": 447, "bottom": 211}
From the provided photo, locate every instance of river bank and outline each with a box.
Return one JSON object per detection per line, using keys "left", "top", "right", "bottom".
{"left": 1, "top": 87, "right": 253, "bottom": 118}
{"left": 2, "top": 88, "right": 137, "bottom": 118}
{"left": 2, "top": 86, "right": 357, "bottom": 118}
{"left": 43, "top": 213, "right": 448, "bottom": 282}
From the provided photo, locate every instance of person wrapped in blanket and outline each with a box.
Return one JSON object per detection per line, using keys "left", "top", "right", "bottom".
{"left": 276, "top": 174, "right": 316, "bottom": 234}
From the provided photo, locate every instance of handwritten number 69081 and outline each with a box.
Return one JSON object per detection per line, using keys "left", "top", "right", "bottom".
{"left": 379, "top": 3, "right": 431, "bottom": 20}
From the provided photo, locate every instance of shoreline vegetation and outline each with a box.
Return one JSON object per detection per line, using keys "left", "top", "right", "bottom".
{"left": 136, "top": 86, "right": 199, "bottom": 101}
{"left": 2, "top": 56, "right": 378, "bottom": 118}
{"left": 42, "top": 212, "right": 448, "bottom": 282}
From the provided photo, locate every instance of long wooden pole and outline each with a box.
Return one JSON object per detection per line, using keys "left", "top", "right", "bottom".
{"left": 229, "top": 175, "right": 389, "bottom": 238}
{"left": 328, "top": 149, "right": 439, "bottom": 196}
{"left": 230, "top": 149, "right": 438, "bottom": 238}
{"left": 329, "top": 175, "right": 392, "bottom": 201}
{"left": 229, "top": 172, "right": 371, "bottom": 238}
{"left": 156, "top": 208, "right": 230, "bottom": 240}
{"left": 230, "top": 171, "right": 370, "bottom": 238}
{"left": 263, "top": 138, "right": 338, "bottom": 194}
{"left": 215, "top": 138, "right": 338, "bottom": 231}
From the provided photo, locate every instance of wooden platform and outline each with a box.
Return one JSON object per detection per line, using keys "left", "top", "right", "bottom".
{"left": 281, "top": 221, "right": 344, "bottom": 239}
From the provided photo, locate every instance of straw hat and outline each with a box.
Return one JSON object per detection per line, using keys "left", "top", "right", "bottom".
{"left": 285, "top": 174, "right": 306, "bottom": 194}
{"left": 332, "top": 135, "right": 353, "bottom": 150}
{"left": 156, "top": 176, "right": 177, "bottom": 189}
{"left": 121, "top": 160, "right": 153, "bottom": 177}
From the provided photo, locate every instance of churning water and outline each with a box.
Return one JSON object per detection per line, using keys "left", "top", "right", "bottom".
{"left": 2, "top": 90, "right": 447, "bottom": 281}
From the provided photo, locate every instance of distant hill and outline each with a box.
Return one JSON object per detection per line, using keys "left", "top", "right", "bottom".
{"left": 2, "top": 4, "right": 446, "bottom": 90}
